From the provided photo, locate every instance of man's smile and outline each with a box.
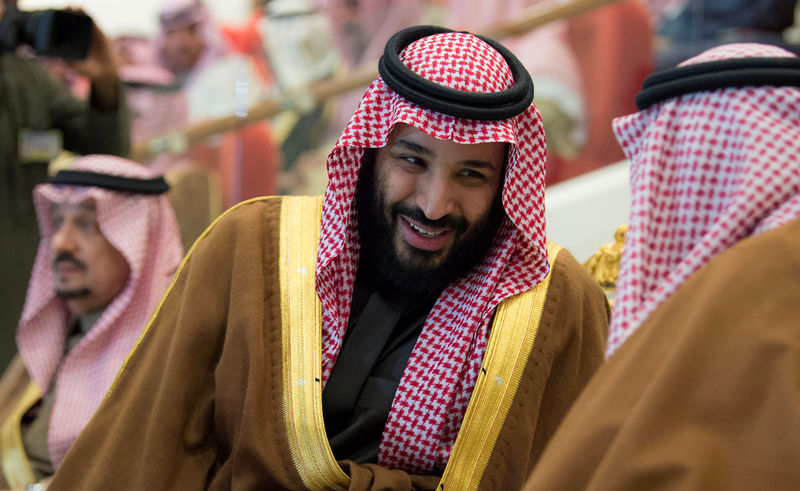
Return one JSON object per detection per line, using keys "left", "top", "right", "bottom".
{"left": 399, "top": 215, "right": 454, "bottom": 251}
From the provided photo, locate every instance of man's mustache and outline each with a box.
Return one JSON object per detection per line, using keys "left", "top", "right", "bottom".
{"left": 392, "top": 203, "right": 468, "bottom": 231}
{"left": 52, "top": 252, "right": 87, "bottom": 271}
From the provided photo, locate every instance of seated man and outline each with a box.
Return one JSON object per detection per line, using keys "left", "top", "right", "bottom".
{"left": 525, "top": 43, "right": 800, "bottom": 489}
{"left": 0, "top": 156, "right": 184, "bottom": 489}
{"left": 50, "top": 26, "right": 609, "bottom": 490}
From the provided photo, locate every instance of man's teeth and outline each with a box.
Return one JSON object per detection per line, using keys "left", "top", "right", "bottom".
{"left": 407, "top": 220, "right": 445, "bottom": 237}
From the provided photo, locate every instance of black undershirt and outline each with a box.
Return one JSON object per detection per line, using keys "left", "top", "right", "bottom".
{"left": 322, "top": 273, "right": 439, "bottom": 464}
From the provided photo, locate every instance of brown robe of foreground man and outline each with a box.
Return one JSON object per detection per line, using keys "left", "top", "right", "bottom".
{"left": 48, "top": 197, "right": 608, "bottom": 490}
{"left": 525, "top": 218, "right": 800, "bottom": 490}
{"left": 525, "top": 43, "right": 800, "bottom": 490}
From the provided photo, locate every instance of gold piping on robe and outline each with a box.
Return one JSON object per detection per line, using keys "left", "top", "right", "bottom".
{"left": 280, "top": 195, "right": 349, "bottom": 490}
{"left": 1, "top": 382, "right": 41, "bottom": 487}
{"left": 438, "top": 242, "right": 562, "bottom": 490}
{"left": 280, "top": 195, "right": 562, "bottom": 489}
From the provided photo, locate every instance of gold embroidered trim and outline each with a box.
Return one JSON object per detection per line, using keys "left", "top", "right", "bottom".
{"left": 438, "top": 242, "right": 563, "bottom": 490}
{"left": 280, "top": 196, "right": 349, "bottom": 490}
{"left": 1, "top": 382, "right": 41, "bottom": 487}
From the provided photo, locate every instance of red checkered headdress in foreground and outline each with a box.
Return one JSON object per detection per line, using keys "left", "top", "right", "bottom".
{"left": 17, "top": 155, "right": 184, "bottom": 468}
{"left": 609, "top": 43, "right": 800, "bottom": 357}
{"left": 316, "top": 26, "right": 549, "bottom": 472}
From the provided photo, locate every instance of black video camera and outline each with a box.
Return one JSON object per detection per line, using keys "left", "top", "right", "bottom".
{"left": 0, "top": 7, "right": 93, "bottom": 60}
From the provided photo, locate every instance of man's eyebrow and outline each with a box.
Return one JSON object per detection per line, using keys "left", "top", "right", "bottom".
{"left": 391, "top": 138, "right": 435, "bottom": 157}
{"left": 392, "top": 139, "right": 498, "bottom": 171}
{"left": 461, "top": 159, "right": 497, "bottom": 171}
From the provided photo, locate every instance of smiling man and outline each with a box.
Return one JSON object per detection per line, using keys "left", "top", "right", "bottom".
{"left": 49, "top": 26, "right": 609, "bottom": 490}
{"left": 0, "top": 155, "right": 183, "bottom": 489}
{"left": 355, "top": 123, "right": 507, "bottom": 295}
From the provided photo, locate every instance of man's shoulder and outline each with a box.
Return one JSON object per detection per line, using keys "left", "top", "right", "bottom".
{"left": 219, "top": 195, "right": 284, "bottom": 219}
{"left": 681, "top": 215, "right": 800, "bottom": 300}
{"left": 638, "top": 216, "right": 800, "bottom": 349}
{"left": 499, "top": 243, "right": 608, "bottom": 321}
{"left": 213, "top": 195, "right": 317, "bottom": 225}
{"left": 195, "top": 195, "right": 322, "bottom": 246}
{"left": 548, "top": 244, "right": 605, "bottom": 296}
{"left": 536, "top": 243, "right": 611, "bottom": 334}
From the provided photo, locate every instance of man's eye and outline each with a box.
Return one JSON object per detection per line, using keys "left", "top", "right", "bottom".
{"left": 458, "top": 169, "right": 488, "bottom": 180}
{"left": 77, "top": 220, "right": 98, "bottom": 232}
{"left": 396, "top": 155, "right": 425, "bottom": 168}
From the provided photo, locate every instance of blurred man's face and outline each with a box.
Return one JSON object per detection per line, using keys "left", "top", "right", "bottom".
{"left": 357, "top": 123, "right": 507, "bottom": 294}
{"left": 160, "top": 24, "right": 204, "bottom": 75}
{"left": 50, "top": 202, "right": 130, "bottom": 315}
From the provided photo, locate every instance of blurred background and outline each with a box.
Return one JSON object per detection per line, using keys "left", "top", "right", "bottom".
{"left": 3, "top": 0, "right": 800, "bottom": 369}
{"left": 15, "top": 0, "right": 800, "bottom": 251}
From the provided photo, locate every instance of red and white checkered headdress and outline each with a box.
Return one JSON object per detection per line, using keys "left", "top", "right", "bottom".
{"left": 316, "top": 28, "right": 548, "bottom": 472}
{"left": 609, "top": 43, "right": 800, "bottom": 357}
{"left": 17, "top": 155, "right": 184, "bottom": 468}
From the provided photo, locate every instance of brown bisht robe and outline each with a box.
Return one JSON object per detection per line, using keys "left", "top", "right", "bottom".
{"left": 525, "top": 216, "right": 800, "bottom": 490}
{"left": 0, "top": 356, "right": 33, "bottom": 488}
{"left": 49, "top": 196, "right": 609, "bottom": 490}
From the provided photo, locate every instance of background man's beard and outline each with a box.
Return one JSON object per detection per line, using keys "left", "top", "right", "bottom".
{"left": 355, "top": 152, "right": 505, "bottom": 296}
{"left": 55, "top": 288, "right": 91, "bottom": 299}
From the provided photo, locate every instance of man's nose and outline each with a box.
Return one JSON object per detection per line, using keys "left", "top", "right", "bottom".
{"left": 51, "top": 224, "right": 77, "bottom": 254}
{"left": 415, "top": 174, "right": 455, "bottom": 221}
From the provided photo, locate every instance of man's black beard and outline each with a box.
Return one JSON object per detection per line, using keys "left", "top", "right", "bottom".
{"left": 355, "top": 150, "right": 506, "bottom": 297}
{"left": 55, "top": 288, "right": 91, "bottom": 299}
